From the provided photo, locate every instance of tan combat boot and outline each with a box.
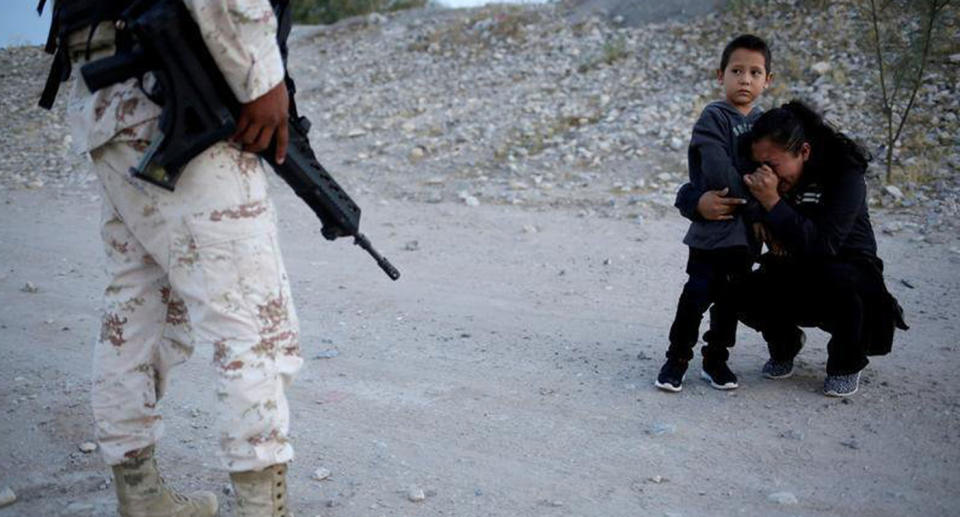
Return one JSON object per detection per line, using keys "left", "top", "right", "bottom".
{"left": 229, "top": 464, "right": 293, "bottom": 517}
{"left": 111, "top": 446, "right": 219, "bottom": 517}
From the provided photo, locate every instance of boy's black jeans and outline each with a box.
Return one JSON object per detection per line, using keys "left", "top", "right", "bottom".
{"left": 666, "top": 246, "right": 753, "bottom": 364}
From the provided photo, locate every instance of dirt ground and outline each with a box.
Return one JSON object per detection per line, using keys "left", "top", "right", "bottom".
{"left": 1, "top": 174, "right": 959, "bottom": 516}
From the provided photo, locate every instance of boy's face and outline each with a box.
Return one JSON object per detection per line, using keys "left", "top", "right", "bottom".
{"left": 717, "top": 48, "right": 771, "bottom": 111}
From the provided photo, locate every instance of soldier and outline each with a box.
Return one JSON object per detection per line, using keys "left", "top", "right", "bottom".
{"left": 46, "top": 1, "right": 303, "bottom": 515}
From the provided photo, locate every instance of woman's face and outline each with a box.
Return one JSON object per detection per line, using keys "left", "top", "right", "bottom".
{"left": 751, "top": 137, "right": 810, "bottom": 194}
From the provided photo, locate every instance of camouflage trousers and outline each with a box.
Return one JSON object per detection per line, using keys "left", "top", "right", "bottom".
{"left": 90, "top": 140, "right": 302, "bottom": 472}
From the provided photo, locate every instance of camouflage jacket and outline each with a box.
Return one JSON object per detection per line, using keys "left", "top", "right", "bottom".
{"left": 66, "top": 0, "right": 285, "bottom": 153}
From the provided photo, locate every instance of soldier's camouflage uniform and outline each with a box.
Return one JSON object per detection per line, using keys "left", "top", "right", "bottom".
{"left": 66, "top": 0, "right": 302, "bottom": 472}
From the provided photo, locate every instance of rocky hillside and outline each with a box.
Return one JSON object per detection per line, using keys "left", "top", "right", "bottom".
{"left": 1, "top": 0, "right": 957, "bottom": 236}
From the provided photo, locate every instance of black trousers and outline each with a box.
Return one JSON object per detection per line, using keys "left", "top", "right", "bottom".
{"left": 736, "top": 255, "right": 887, "bottom": 375}
{"left": 666, "top": 247, "right": 753, "bottom": 363}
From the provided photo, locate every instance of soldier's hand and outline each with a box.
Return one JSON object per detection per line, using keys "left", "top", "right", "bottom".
{"left": 233, "top": 81, "right": 289, "bottom": 164}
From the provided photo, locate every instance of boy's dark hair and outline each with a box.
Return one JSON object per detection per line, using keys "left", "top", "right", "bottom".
{"left": 720, "top": 34, "right": 771, "bottom": 74}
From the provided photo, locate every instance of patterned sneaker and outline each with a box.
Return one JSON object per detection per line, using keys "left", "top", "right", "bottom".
{"left": 654, "top": 359, "right": 688, "bottom": 393}
{"left": 824, "top": 371, "right": 861, "bottom": 397}
{"left": 701, "top": 361, "right": 738, "bottom": 390}
{"left": 762, "top": 358, "right": 795, "bottom": 379}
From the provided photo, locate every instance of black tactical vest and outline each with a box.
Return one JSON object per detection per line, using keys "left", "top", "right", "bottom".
{"left": 38, "top": 0, "right": 291, "bottom": 109}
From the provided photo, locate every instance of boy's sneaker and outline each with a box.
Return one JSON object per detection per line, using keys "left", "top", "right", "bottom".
{"left": 655, "top": 359, "right": 688, "bottom": 392}
{"left": 700, "top": 361, "right": 739, "bottom": 390}
{"left": 823, "top": 371, "right": 860, "bottom": 397}
{"left": 762, "top": 358, "right": 795, "bottom": 379}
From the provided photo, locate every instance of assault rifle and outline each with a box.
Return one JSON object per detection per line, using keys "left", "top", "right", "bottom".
{"left": 80, "top": 0, "right": 400, "bottom": 280}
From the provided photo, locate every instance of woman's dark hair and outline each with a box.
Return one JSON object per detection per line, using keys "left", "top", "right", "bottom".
{"left": 747, "top": 100, "right": 869, "bottom": 173}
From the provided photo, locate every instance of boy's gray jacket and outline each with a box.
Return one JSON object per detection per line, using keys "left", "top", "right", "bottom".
{"left": 66, "top": 0, "right": 285, "bottom": 154}
{"left": 682, "top": 101, "right": 762, "bottom": 250}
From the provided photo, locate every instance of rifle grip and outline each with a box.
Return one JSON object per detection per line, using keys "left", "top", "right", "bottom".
{"left": 80, "top": 49, "right": 148, "bottom": 93}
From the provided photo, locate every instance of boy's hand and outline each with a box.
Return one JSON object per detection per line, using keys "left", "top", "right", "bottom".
{"left": 743, "top": 164, "right": 780, "bottom": 211}
{"left": 697, "top": 187, "right": 747, "bottom": 221}
{"left": 233, "top": 81, "right": 289, "bottom": 164}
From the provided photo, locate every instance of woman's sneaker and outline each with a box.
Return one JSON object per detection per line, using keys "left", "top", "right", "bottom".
{"left": 823, "top": 371, "right": 861, "bottom": 397}
{"left": 700, "top": 361, "right": 739, "bottom": 390}
{"left": 655, "top": 359, "right": 688, "bottom": 392}
{"left": 762, "top": 358, "right": 794, "bottom": 379}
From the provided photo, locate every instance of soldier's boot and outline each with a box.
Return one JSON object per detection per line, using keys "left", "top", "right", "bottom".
{"left": 112, "top": 445, "right": 219, "bottom": 517}
{"left": 229, "top": 464, "right": 293, "bottom": 517}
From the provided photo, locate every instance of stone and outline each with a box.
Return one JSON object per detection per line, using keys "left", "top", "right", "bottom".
{"left": 21, "top": 282, "right": 38, "bottom": 293}
{"left": 65, "top": 501, "right": 96, "bottom": 513}
{"left": 347, "top": 128, "right": 367, "bottom": 138}
{"left": 668, "top": 137, "right": 684, "bottom": 151}
{"left": 656, "top": 172, "right": 673, "bottom": 182}
{"left": 0, "top": 487, "right": 15, "bottom": 508}
{"left": 883, "top": 185, "right": 904, "bottom": 199}
{"left": 767, "top": 491, "right": 798, "bottom": 505}
{"left": 312, "top": 468, "right": 332, "bottom": 481}
{"left": 404, "top": 240, "right": 420, "bottom": 251}
{"left": 407, "top": 486, "right": 426, "bottom": 502}
{"left": 647, "top": 423, "right": 676, "bottom": 436}
{"left": 464, "top": 196, "right": 480, "bottom": 207}
{"left": 78, "top": 442, "right": 98, "bottom": 453}
{"left": 811, "top": 61, "right": 832, "bottom": 75}
{"left": 779, "top": 430, "right": 805, "bottom": 441}
{"left": 314, "top": 349, "right": 340, "bottom": 359}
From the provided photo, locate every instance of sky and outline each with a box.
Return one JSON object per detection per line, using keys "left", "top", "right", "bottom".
{"left": 1, "top": 3, "right": 51, "bottom": 47}
{"left": 0, "top": 1, "right": 548, "bottom": 48}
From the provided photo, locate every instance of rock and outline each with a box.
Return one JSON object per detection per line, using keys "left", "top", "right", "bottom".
{"left": 312, "top": 468, "right": 332, "bottom": 481}
{"left": 78, "top": 441, "right": 98, "bottom": 453}
{"left": 656, "top": 172, "right": 673, "bottom": 182}
{"left": 767, "top": 491, "right": 798, "bottom": 505}
{"left": 840, "top": 439, "right": 860, "bottom": 450}
{"left": 64, "top": 502, "right": 95, "bottom": 513}
{"left": 522, "top": 224, "right": 538, "bottom": 234}
{"left": 647, "top": 423, "right": 676, "bottom": 436}
{"left": 464, "top": 196, "right": 480, "bottom": 207}
{"left": 21, "top": 281, "right": 38, "bottom": 293}
{"left": 409, "top": 146, "right": 426, "bottom": 160}
{"left": 404, "top": 240, "right": 420, "bottom": 251}
{"left": 779, "top": 430, "right": 805, "bottom": 441}
{"left": 407, "top": 486, "right": 426, "bottom": 502}
{"left": 668, "top": 137, "right": 684, "bottom": 151}
{"left": 881, "top": 222, "right": 903, "bottom": 235}
{"left": 0, "top": 487, "right": 16, "bottom": 508}
{"left": 346, "top": 128, "right": 367, "bottom": 138}
{"left": 314, "top": 349, "right": 340, "bottom": 359}
{"left": 811, "top": 61, "right": 832, "bottom": 75}
{"left": 949, "top": 53, "right": 960, "bottom": 64}
{"left": 883, "top": 185, "right": 904, "bottom": 199}
{"left": 649, "top": 475, "right": 665, "bottom": 483}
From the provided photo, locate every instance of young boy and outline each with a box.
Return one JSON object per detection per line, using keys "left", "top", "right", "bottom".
{"left": 655, "top": 34, "right": 773, "bottom": 392}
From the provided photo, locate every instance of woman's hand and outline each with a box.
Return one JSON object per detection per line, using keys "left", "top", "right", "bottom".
{"left": 753, "top": 222, "right": 787, "bottom": 256}
{"left": 696, "top": 187, "right": 747, "bottom": 221}
{"left": 743, "top": 164, "right": 781, "bottom": 211}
